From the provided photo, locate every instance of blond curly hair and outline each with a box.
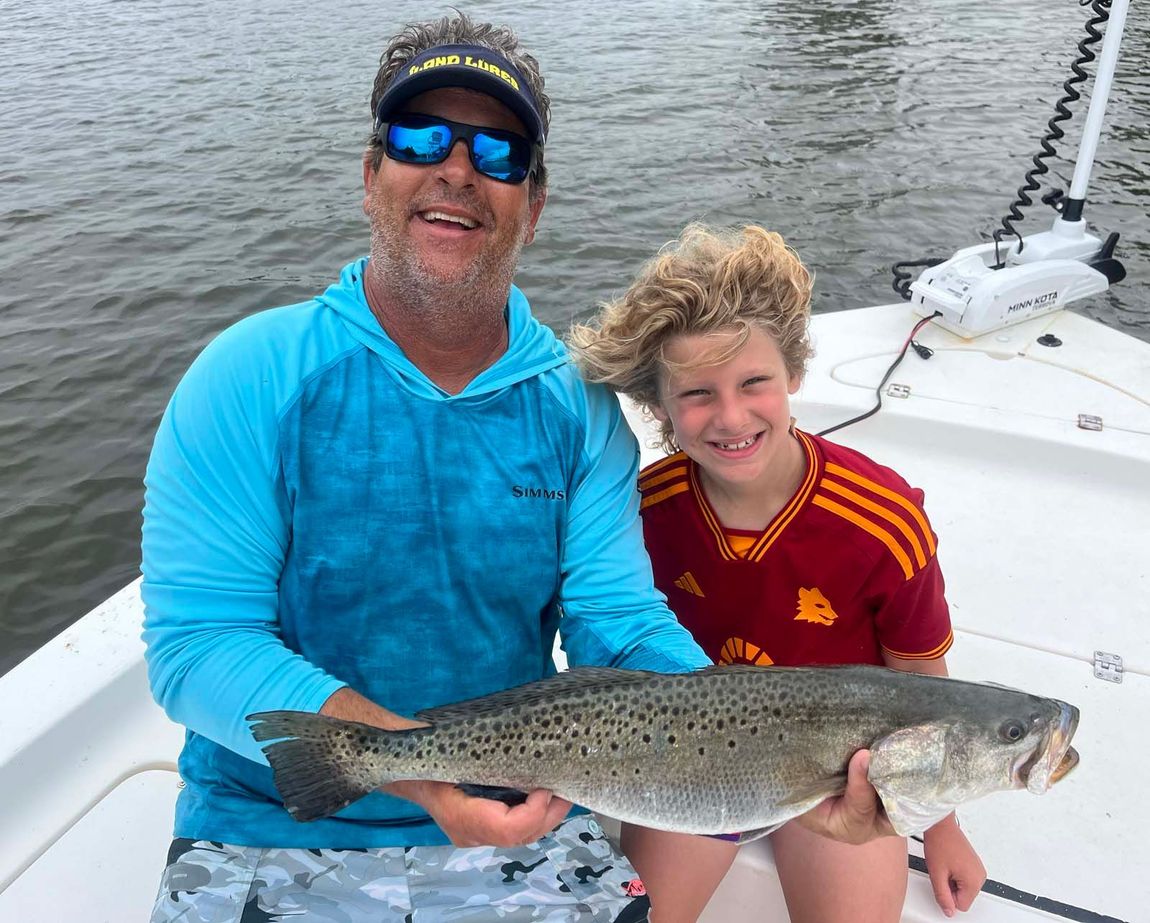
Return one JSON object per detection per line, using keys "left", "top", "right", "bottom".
{"left": 568, "top": 223, "right": 814, "bottom": 452}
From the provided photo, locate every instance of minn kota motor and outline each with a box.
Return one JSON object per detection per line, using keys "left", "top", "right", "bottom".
{"left": 905, "top": 0, "right": 1129, "bottom": 339}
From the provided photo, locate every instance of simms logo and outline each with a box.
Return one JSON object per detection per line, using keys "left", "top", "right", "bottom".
{"left": 512, "top": 486, "right": 566, "bottom": 500}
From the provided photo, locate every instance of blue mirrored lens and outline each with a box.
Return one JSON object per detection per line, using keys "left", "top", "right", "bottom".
{"left": 385, "top": 116, "right": 533, "bottom": 183}
{"left": 472, "top": 133, "right": 527, "bottom": 183}
{"left": 387, "top": 122, "right": 451, "bottom": 164}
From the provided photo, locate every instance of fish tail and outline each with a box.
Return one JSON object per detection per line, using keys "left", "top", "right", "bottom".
{"left": 247, "top": 710, "right": 406, "bottom": 822}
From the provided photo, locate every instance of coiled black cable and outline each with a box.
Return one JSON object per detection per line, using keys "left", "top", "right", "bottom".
{"left": 891, "top": 258, "right": 946, "bottom": 300}
{"left": 992, "top": 0, "right": 1112, "bottom": 263}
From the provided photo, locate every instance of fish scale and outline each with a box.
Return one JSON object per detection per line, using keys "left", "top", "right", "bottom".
{"left": 248, "top": 663, "right": 1079, "bottom": 837}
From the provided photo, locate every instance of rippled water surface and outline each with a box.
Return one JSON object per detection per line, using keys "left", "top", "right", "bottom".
{"left": 2, "top": 0, "right": 1148, "bottom": 673}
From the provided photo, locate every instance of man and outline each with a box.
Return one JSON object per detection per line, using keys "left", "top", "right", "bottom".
{"left": 142, "top": 14, "right": 890, "bottom": 923}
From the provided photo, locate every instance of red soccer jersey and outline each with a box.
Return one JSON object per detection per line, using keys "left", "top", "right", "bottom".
{"left": 639, "top": 430, "right": 953, "bottom": 667}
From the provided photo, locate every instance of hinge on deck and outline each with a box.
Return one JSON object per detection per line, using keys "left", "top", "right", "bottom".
{"left": 1093, "top": 651, "right": 1123, "bottom": 683}
{"left": 886, "top": 383, "right": 911, "bottom": 399}
{"left": 1077, "top": 414, "right": 1103, "bottom": 431}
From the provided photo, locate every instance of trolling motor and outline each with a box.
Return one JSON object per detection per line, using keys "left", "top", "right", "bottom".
{"left": 900, "top": 0, "right": 1129, "bottom": 338}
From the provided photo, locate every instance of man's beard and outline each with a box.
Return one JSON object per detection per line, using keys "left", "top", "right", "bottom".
{"left": 366, "top": 206, "right": 526, "bottom": 330}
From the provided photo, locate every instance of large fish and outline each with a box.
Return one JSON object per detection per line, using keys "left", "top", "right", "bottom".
{"left": 247, "top": 664, "right": 1079, "bottom": 839}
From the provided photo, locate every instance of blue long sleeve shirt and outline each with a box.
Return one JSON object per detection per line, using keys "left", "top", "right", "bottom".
{"left": 141, "top": 258, "right": 709, "bottom": 848}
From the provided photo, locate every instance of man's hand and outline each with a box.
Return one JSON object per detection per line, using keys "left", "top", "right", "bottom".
{"left": 794, "top": 750, "right": 898, "bottom": 844}
{"left": 387, "top": 781, "right": 573, "bottom": 848}
{"left": 320, "top": 686, "right": 571, "bottom": 848}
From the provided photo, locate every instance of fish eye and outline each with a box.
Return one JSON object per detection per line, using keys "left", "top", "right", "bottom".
{"left": 999, "top": 719, "right": 1027, "bottom": 742}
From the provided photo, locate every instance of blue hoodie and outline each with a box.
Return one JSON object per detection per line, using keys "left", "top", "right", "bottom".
{"left": 141, "top": 258, "right": 709, "bottom": 848}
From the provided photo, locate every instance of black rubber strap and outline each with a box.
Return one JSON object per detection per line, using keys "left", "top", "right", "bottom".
{"left": 908, "top": 855, "right": 1128, "bottom": 923}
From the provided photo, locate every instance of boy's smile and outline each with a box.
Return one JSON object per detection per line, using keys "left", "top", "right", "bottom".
{"left": 654, "top": 326, "right": 806, "bottom": 515}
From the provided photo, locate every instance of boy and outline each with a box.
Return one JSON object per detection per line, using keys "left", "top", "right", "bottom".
{"left": 569, "top": 224, "right": 985, "bottom": 922}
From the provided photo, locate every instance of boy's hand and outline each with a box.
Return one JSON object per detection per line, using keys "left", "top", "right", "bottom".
{"left": 794, "top": 750, "right": 898, "bottom": 844}
{"left": 924, "top": 814, "right": 987, "bottom": 916}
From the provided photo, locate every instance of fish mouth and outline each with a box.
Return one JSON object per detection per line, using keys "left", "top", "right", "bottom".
{"left": 1020, "top": 701, "right": 1080, "bottom": 794}
{"left": 1050, "top": 746, "right": 1079, "bottom": 784}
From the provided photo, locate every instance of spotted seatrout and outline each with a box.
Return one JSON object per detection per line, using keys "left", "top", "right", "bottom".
{"left": 248, "top": 664, "right": 1079, "bottom": 839}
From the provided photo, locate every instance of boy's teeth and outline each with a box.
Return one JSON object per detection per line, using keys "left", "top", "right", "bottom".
{"left": 718, "top": 436, "right": 756, "bottom": 450}
{"left": 423, "top": 210, "right": 478, "bottom": 229}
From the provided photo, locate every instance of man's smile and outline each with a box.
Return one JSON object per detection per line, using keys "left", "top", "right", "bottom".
{"left": 417, "top": 208, "right": 481, "bottom": 230}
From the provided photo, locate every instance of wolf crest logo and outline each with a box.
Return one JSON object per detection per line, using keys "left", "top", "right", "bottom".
{"left": 794, "top": 587, "right": 838, "bottom": 626}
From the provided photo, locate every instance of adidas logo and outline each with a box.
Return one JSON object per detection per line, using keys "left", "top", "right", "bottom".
{"left": 674, "top": 572, "right": 704, "bottom": 597}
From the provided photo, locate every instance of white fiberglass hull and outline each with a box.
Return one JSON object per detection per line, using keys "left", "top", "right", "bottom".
{"left": 1, "top": 304, "right": 1146, "bottom": 923}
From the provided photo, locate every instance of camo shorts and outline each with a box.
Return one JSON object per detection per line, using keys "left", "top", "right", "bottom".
{"left": 149, "top": 814, "right": 649, "bottom": 923}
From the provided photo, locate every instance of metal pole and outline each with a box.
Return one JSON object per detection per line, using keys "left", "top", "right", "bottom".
{"left": 1066, "top": 0, "right": 1131, "bottom": 209}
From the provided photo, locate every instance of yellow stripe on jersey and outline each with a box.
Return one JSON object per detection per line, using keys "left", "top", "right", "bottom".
{"left": 639, "top": 452, "right": 687, "bottom": 482}
{"left": 639, "top": 465, "right": 688, "bottom": 492}
{"left": 820, "top": 479, "right": 928, "bottom": 569}
{"left": 640, "top": 480, "right": 690, "bottom": 510}
{"left": 747, "top": 430, "right": 819, "bottom": 562}
{"left": 812, "top": 494, "right": 914, "bottom": 580}
{"left": 824, "top": 463, "right": 937, "bottom": 556}
{"left": 882, "top": 630, "right": 954, "bottom": 661}
{"left": 690, "top": 464, "right": 739, "bottom": 561}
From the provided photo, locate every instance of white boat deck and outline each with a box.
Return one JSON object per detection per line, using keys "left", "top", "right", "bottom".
{"left": 1, "top": 303, "right": 1147, "bottom": 922}
{"left": 622, "top": 303, "right": 1149, "bottom": 922}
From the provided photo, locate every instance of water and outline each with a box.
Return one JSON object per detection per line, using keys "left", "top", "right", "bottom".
{"left": 2, "top": 0, "right": 1147, "bottom": 675}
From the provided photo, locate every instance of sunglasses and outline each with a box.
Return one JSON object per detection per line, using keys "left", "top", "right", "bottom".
{"left": 380, "top": 113, "right": 539, "bottom": 185}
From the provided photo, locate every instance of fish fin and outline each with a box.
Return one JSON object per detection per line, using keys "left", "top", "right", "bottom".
{"left": 868, "top": 725, "right": 951, "bottom": 836}
{"left": 692, "top": 663, "right": 888, "bottom": 680}
{"left": 416, "top": 664, "right": 882, "bottom": 721}
{"left": 247, "top": 711, "right": 401, "bottom": 823}
{"left": 879, "top": 798, "right": 954, "bottom": 837}
{"left": 773, "top": 776, "right": 846, "bottom": 814}
{"left": 734, "top": 822, "right": 787, "bottom": 844}
{"left": 455, "top": 783, "right": 530, "bottom": 806}
{"left": 248, "top": 710, "right": 385, "bottom": 743}
{"left": 415, "top": 668, "right": 654, "bottom": 721}
{"left": 716, "top": 783, "right": 843, "bottom": 844}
